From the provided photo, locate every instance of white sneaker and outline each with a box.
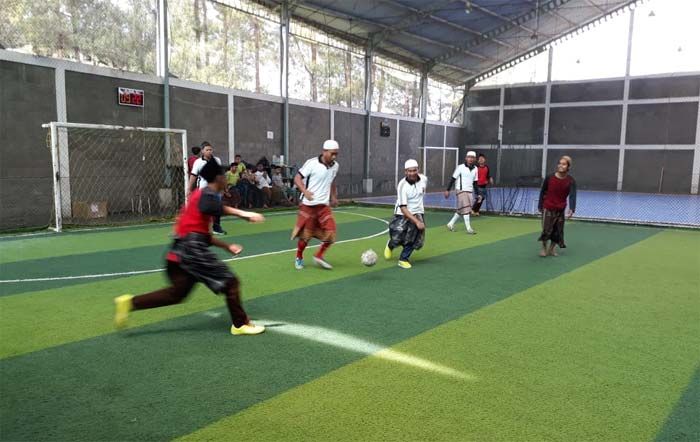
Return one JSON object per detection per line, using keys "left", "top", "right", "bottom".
{"left": 313, "top": 256, "right": 333, "bottom": 269}
{"left": 467, "top": 228, "right": 476, "bottom": 235}
{"left": 447, "top": 224, "right": 455, "bottom": 232}
{"left": 294, "top": 258, "right": 304, "bottom": 270}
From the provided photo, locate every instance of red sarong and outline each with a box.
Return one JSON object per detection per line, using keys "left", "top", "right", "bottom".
{"left": 291, "top": 204, "right": 337, "bottom": 243}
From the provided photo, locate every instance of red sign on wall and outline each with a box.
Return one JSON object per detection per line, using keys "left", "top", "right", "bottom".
{"left": 118, "top": 87, "right": 144, "bottom": 107}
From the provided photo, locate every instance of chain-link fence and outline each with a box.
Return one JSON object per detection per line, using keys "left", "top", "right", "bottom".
{"left": 45, "top": 123, "right": 187, "bottom": 231}
{"left": 356, "top": 185, "right": 700, "bottom": 228}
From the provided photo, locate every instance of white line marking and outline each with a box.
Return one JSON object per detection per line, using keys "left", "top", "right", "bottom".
{"left": 256, "top": 319, "right": 474, "bottom": 381}
{"left": 0, "top": 209, "right": 307, "bottom": 240}
{"left": 0, "top": 211, "right": 389, "bottom": 284}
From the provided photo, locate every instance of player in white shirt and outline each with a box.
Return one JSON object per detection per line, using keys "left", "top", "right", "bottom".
{"left": 189, "top": 141, "right": 225, "bottom": 234}
{"left": 384, "top": 159, "right": 427, "bottom": 269}
{"left": 444, "top": 150, "right": 480, "bottom": 234}
{"left": 291, "top": 140, "right": 340, "bottom": 270}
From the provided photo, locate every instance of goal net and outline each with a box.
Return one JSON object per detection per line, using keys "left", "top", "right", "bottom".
{"left": 44, "top": 122, "right": 188, "bottom": 232}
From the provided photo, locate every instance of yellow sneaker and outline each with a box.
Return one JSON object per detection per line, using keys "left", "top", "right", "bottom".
{"left": 397, "top": 260, "right": 412, "bottom": 269}
{"left": 114, "top": 294, "right": 133, "bottom": 329}
{"left": 384, "top": 242, "right": 392, "bottom": 260}
{"left": 231, "top": 322, "right": 266, "bottom": 336}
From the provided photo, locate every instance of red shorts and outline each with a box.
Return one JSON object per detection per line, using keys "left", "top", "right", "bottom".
{"left": 291, "top": 204, "right": 337, "bottom": 243}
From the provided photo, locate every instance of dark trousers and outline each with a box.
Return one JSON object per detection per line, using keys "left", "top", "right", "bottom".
{"left": 235, "top": 182, "right": 249, "bottom": 207}
{"left": 131, "top": 261, "right": 249, "bottom": 327}
{"left": 399, "top": 243, "right": 415, "bottom": 261}
{"left": 473, "top": 185, "right": 488, "bottom": 212}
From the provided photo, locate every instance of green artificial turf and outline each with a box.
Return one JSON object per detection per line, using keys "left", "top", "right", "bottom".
{"left": 1, "top": 216, "right": 660, "bottom": 441}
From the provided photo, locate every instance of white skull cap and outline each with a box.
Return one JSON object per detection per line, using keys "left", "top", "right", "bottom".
{"left": 323, "top": 140, "right": 339, "bottom": 150}
{"left": 404, "top": 159, "right": 419, "bottom": 169}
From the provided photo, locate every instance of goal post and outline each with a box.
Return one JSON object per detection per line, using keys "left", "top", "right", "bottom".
{"left": 43, "top": 122, "right": 188, "bottom": 232}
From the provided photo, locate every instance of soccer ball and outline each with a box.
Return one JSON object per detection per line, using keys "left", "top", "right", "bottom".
{"left": 361, "top": 249, "right": 378, "bottom": 267}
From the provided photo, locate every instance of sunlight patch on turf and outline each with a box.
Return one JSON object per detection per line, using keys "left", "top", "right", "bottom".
{"left": 258, "top": 319, "right": 474, "bottom": 381}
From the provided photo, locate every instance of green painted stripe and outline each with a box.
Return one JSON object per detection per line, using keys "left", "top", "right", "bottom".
{"left": 183, "top": 230, "right": 700, "bottom": 442}
{"left": 0, "top": 222, "right": 656, "bottom": 441}
{"left": 0, "top": 213, "right": 538, "bottom": 359}
{"left": 0, "top": 216, "right": 385, "bottom": 297}
{"left": 0, "top": 208, "right": 390, "bottom": 264}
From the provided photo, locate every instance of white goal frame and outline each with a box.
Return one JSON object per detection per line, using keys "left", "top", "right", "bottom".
{"left": 42, "top": 122, "right": 188, "bottom": 232}
{"left": 418, "top": 146, "right": 460, "bottom": 186}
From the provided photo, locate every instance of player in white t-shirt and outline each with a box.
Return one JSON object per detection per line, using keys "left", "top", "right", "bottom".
{"left": 291, "top": 140, "right": 340, "bottom": 270}
{"left": 444, "top": 150, "right": 480, "bottom": 234}
{"left": 384, "top": 159, "right": 427, "bottom": 269}
{"left": 189, "top": 141, "right": 225, "bottom": 234}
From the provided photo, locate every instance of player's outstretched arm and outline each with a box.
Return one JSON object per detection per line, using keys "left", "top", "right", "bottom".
{"left": 222, "top": 206, "right": 265, "bottom": 223}
{"left": 210, "top": 236, "right": 242, "bottom": 255}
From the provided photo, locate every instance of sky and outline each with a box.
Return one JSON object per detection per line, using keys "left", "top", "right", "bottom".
{"left": 476, "top": 0, "right": 700, "bottom": 86}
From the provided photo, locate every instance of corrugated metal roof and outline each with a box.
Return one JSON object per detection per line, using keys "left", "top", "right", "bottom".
{"left": 256, "top": 0, "right": 638, "bottom": 85}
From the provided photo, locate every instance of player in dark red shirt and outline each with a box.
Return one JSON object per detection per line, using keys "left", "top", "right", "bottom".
{"left": 538, "top": 155, "right": 577, "bottom": 257}
{"left": 114, "top": 160, "right": 267, "bottom": 335}
{"left": 187, "top": 146, "right": 201, "bottom": 176}
{"left": 472, "top": 153, "right": 493, "bottom": 216}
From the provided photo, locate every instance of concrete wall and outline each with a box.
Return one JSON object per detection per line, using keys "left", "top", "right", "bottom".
{"left": 234, "top": 97, "right": 282, "bottom": 166}
{"left": 623, "top": 150, "right": 694, "bottom": 194}
{"left": 369, "top": 116, "right": 398, "bottom": 194}
{"left": 170, "top": 86, "right": 228, "bottom": 163}
{"left": 333, "top": 111, "right": 365, "bottom": 195}
{"left": 549, "top": 106, "right": 622, "bottom": 145}
{"left": 465, "top": 110, "right": 499, "bottom": 145}
{"left": 66, "top": 71, "right": 164, "bottom": 126}
{"left": 546, "top": 149, "right": 619, "bottom": 191}
{"left": 499, "top": 149, "right": 543, "bottom": 186}
{"left": 398, "top": 120, "right": 422, "bottom": 181}
{"left": 626, "top": 103, "right": 698, "bottom": 145}
{"left": 503, "top": 109, "right": 544, "bottom": 145}
{"left": 0, "top": 61, "right": 56, "bottom": 230}
{"left": 551, "top": 80, "right": 624, "bottom": 102}
{"left": 466, "top": 73, "right": 700, "bottom": 195}
{"left": 289, "top": 104, "right": 330, "bottom": 168}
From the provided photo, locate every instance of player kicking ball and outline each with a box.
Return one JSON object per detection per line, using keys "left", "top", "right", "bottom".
{"left": 384, "top": 159, "right": 427, "bottom": 269}
{"left": 114, "top": 160, "right": 266, "bottom": 336}
{"left": 292, "top": 140, "right": 340, "bottom": 270}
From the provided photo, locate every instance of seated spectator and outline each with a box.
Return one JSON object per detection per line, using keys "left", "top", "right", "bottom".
{"left": 254, "top": 163, "right": 272, "bottom": 208}
{"left": 223, "top": 163, "right": 242, "bottom": 208}
{"left": 271, "top": 166, "right": 295, "bottom": 205}
{"left": 240, "top": 168, "right": 256, "bottom": 209}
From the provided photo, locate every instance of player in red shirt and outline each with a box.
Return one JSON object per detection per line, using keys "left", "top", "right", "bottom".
{"left": 538, "top": 155, "right": 577, "bottom": 257}
{"left": 114, "top": 160, "right": 267, "bottom": 335}
{"left": 472, "top": 153, "right": 493, "bottom": 216}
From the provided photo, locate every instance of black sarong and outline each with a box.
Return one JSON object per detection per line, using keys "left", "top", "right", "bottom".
{"left": 538, "top": 209, "right": 566, "bottom": 248}
{"left": 168, "top": 233, "right": 235, "bottom": 293}
{"left": 388, "top": 214, "right": 425, "bottom": 250}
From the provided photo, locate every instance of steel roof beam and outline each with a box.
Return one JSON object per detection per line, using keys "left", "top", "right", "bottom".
{"left": 378, "top": 0, "right": 516, "bottom": 50}
{"left": 430, "top": 0, "right": 573, "bottom": 64}
{"left": 292, "top": 1, "right": 490, "bottom": 61}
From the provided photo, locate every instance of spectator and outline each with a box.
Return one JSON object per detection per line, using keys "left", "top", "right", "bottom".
{"left": 271, "top": 166, "right": 294, "bottom": 205}
{"left": 189, "top": 141, "right": 225, "bottom": 235}
{"left": 254, "top": 163, "right": 272, "bottom": 209}
{"left": 240, "top": 168, "right": 257, "bottom": 209}
{"left": 187, "top": 146, "right": 201, "bottom": 178}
